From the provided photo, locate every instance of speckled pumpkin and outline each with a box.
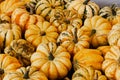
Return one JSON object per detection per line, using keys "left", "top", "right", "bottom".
{"left": 4, "top": 39, "right": 35, "bottom": 66}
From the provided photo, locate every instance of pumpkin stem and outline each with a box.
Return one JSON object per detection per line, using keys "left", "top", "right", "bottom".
{"left": 40, "top": 31, "right": 46, "bottom": 36}
{"left": 0, "top": 19, "right": 9, "bottom": 24}
{"left": 48, "top": 52, "right": 54, "bottom": 60}
{"left": 73, "top": 28, "right": 78, "bottom": 43}
{"left": 90, "top": 29, "right": 96, "bottom": 36}
{"left": 111, "top": 4, "right": 117, "bottom": 16}
{"left": 23, "top": 69, "right": 29, "bottom": 79}
{"left": 0, "top": 68, "right": 4, "bottom": 77}
{"left": 83, "top": 0, "right": 90, "bottom": 5}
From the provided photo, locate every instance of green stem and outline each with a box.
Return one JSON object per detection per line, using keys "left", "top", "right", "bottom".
{"left": 83, "top": 0, "right": 90, "bottom": 5}
{"left": 48, "top": 52, "right": 54, "bottom": 60}
{"left": 90, "top": 29, "right": 96, "bottom": 36}
{"left": 111, "top": 4, "right": 117, "bottom": 16}
{"left": 23, "top": 70, "right": 29, "bottom": 79}
{"left": 73, "top": 28, "right": 78, "bottom": 43}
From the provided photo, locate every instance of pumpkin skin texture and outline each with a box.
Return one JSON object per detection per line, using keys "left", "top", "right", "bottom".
{"left": 4, "top": 39, "right": 35, "bottom": 67}
{"left": 99, "top": 4, "right": 120, "bottom": 25}
{"left": 0, "top": 22, "right": 22, "bottom": 51}
{"left": 80, "top": 16, "right": 112, "bottom": 48}
{"left": 108, "top": 23, "right": 120, "bottom": 47}
{"left": 11, "top": 8, "right": 44, "bottom": 32}
{"left": 97, "top": 46, "right": 111, "bottom": 57}
{"left": 25, "top": 21, "right": 58, "bottom": 47}
{"left": 67, "top": 0, "right": 100, "bottom": 19}
{"left": 0, "top": 54, "right": 21, "bottom": 80}
{"left": 57, "top": 28, "right": 90, "bottom": 56}
{"left": 0, "top": 0, "right": 25, "bottom": 16}
{"left": 34, "top": 0, "right": 65, "bottom": 21}
{"left": 102, "top": 46, "right": 120, "bottom": 80}
{"left": 50, "top": 9, "right": 82, "bottom": 33}
{"left": 72, "top": 66, "right": 107, "bottom": 80}
{"left": 3, "top": 66, "right": 48, "bottom": 80}
{"left": 31, "top": 42, "right": 72, "bottom": 80}
{"left": 73, "top": 49, "right": 103, "bottom": 70}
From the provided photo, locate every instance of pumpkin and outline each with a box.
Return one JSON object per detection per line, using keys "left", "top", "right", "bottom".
{"left": 99, "top": 4, "right": 120, "bottom": 25}
{"left": 67, "top": 0, "right": 100, "bottom": 19}
{"left": 97, "top": 46, "right": 111, "bottom": 56}
{"left": 80, "top": 16, "right": 112, "bottom": 48}
{"left": 0, "top": 54, "right": 21, "bottom": 80}
{"left": 0, "top": 20, "right": 22, "bottom": 51}
{"left": 4, "top": 39, "right": 35, "bottom": 66}
{"left": 102, "top": 46, "right": 120, "bottom": 80}
{"left": 57, "top": 28, "right": 90, "bottom": 56}
{"left": 73, "top": 49, "right": 103, "bottom": 70}
{"left": 31, "top": 42, "right": 72, "bottom": 80}
{"left": 0, "top": 0, "right": 25, "bottom": 16}
{"left": 3, "top": 66, "right": 48, "bottom": 80}
{"left": 25, "top": 21, "right": 58, "bottom": 47}
{"left": 50, "top": 9, "right": 82, "bottom": 33}
{"left": 11, "top": 8, "right": 44, "bottom": 32}
{"left": 72, "top": 66, "right": 107, "bottom": 80}
{"left": 108, "top": 23, "right": 120, "bottom": 47}
{"left": 0, "top": 14, "right": 11, "bottom": 23}
{"left": 34, "top": 0, "right": 65, "bottom": 20}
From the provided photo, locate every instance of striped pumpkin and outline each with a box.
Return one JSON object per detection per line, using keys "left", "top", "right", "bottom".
{"left": 0, "top": 22, "right": 22, "bottom": 51}
{"left": 0, "top": 0, "right": 25, "bottom": 16}
{"left": 11, "top": 8, "right": 44, "bottom": 32}
{"left": 67, "top": 0, "right": 100, "bottom": 19}
{"left": 57, "top": 28, "right": 90, "bottom": 56}
{"left": 50, "top": 9, "right": 82, "bottom": 33}
{"left": 99, "top": 4, "right": 120, "bottom": 25}
{"left": 34, "top": 0, "right": 65, "bottom": 20}
{"left": 25, "top": 21, "right": 58, "bottom": 47}
{"left": 80, "top": 16, "right": 112, "bottom": 48}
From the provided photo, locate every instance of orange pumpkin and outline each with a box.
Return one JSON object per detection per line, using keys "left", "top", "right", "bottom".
{"left": 0, "top": 0, "right": 25, "bottom": 16}
{"left": 0, "top": 54, "right": 21, "bottom": 80}
{"left": 57, "top": 28, "right": 90, "bottom": 56}
{"left": 102, "top": 46, "right": 120, "bottom": 80}
{"left": 73, "top": 49, "right": 103, "bottom": 70}
{"left": 3, "top": 66, "right": 48, "bottom": 80}
{"left": 31, "top": 42, "right": 72, "bottom": 80}
{"left": 108, "top": 23, "right": 120, "bottom": 47}
{"left": 25, "top": 21, "right": 58, "bottom": 47}
{"left": 72, "top": 66, "right": 107, "bottom": 80}
{"left": 11, "top": 8, "right": 44, "bottom": 32}
{"left": 80, "top": 16, "right": 112, "bottom": 48}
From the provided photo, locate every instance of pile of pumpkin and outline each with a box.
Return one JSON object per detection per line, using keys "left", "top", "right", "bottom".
{"left": 0, "top": 0, "right": 120, "bottom": 80}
